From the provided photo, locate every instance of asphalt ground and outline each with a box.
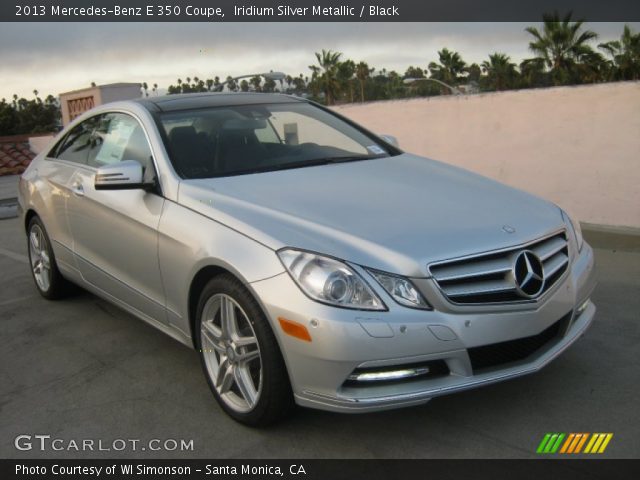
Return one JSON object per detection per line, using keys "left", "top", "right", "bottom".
{"left": 0, "top": 216, "right": 638, "bottom": 459}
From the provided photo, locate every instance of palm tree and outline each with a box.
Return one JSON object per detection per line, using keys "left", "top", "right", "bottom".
{"left": 312, "top": 49, "right": 343, "bottom": 105}
{"left": 481, "top": 53, "right": 518, "bottom": 91}
{"left": 293, "top": 75, "right": 306, "bottom": 93}
{"left": 249, "top": 75, "right": 262, "bottom": 92}
{"left": 225, "top": 76, "right": 238, "bottom": 92}
{"left": 356, "top": 61, "right": 371, "bottom": 102}
{"left": 404, "top": 66, "right": 426, "bottom": 79}
{"left": 519, "top": 58, "right": 548, "bottom": 88}
{"left": 337, "top": 59, "right": 356, "bottom": 102}
{"left": 428, "top": 48, "right": 466, "bottom": 93}
{"left": 574, "top": 48, "right": 609, "bottom": 83}
{"left": 465, "top": 63, "right": 482, "bottom": 83}
{"left": 525, "top": 12, "right": 598, "bottom": 85}
{"left": 599, "top": 25, "right": 640, "bottom": 80}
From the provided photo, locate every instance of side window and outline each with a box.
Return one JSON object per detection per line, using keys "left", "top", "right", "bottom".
{"left": 50, "top": 117, "right": 98, "bottom": 164}
{"left": 87, "top": 113, "right": 154, "bottom": 173}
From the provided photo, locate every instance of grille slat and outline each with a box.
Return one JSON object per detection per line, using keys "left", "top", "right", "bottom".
{"left": 431, "top": 257, "right": 512, "bottom": 282}
{"left": 534, "top": 235, "right": 567, "bottom": 260}
{"left": 442, "top": 279, "right": 516, "bottom": 297}
{"left": 544, "top": 252, "right": 569, "bottom": 278}
{"left": 430, "top": 231, "right": 569, "bottom": 305}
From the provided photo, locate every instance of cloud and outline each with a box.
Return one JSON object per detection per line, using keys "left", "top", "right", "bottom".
{"left": 0, "top": 22, "right": 636, "bottom": 99}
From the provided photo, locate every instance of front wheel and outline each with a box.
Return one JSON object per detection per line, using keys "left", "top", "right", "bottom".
{"left": 195, "top": 274, "right": 293, "bottom": 426}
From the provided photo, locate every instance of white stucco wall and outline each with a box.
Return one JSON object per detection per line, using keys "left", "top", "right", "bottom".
{"left": 28, "top": 134, "right": 54, "bottom": 154}
{"left": 334, "top": 82, "right": 640, "bottom": 228}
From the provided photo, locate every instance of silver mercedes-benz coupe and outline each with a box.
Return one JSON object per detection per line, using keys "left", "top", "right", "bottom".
{"left": 19, "top": 93, "right": 596, "bottom": 426}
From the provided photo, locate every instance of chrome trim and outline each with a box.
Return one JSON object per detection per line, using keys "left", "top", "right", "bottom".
{"left": 429, "top": 229, "right": 569, "bottom": 306}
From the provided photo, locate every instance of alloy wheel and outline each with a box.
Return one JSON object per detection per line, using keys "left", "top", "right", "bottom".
{"left": 200, "top": 293, "right": 262, "bottom": 413}
{"left": 29, "top": 224, "right": 51, "bottom": 293}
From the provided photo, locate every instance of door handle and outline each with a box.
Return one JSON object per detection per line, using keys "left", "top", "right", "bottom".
{"left": 71, "top": 182, "right": 84, "bottom": 197}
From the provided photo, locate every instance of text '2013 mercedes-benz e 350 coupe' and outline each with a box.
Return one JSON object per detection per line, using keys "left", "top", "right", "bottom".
{"left": 19, "top": 93, "right": 596, "bottom": 426}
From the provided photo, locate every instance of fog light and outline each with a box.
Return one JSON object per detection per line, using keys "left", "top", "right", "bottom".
{"left": 348, "top": 366, "right": 430, "bottom": 382}
{"left": 576, "top": 299, "right": 590, "bottom": 317}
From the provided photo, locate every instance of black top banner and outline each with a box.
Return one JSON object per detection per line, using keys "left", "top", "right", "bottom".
{"left": 4, "top": 0, "right": 640, "bottom": 22}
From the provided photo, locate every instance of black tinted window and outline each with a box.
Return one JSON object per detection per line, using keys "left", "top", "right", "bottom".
{"left": 158, "top": 102, "right": 392, "bottom": 179}
{"left": 51, "top": 117, "right": 98, "bottom": 164}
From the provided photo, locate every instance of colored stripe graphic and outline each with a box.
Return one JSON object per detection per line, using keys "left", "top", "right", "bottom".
{"left": 567, "top": 433, "right": 583, "bottom": 453}
{"left": 538, "top": 433, "right": 613, "bottom": 454}
{"left": 550, "top": 433, "right": 565, "bottom": 453}
{"left": 585, "top": 433, "right": 614, "bottom": 454}
{"left": 537, "top": 433, "right": 565, "bottom": 454}
{"left": 560, "top": 433, "right": 575, "bottom": 453}
{"left": 536, "top": 434, "right": 552, "bottom": 453}
{"left": 574, "top": 433, "right": 589, "bottom": 453}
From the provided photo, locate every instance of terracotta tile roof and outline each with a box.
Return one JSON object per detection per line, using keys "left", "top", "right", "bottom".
{"left": 0, "top": 141, "right": 36, "bottom": 176}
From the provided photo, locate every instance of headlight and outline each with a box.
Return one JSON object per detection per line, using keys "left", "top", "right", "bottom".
{"left": 561, "top": 209, "right": 584, "bottom": 252}
{"left": 278, "top": 249, "right": 385, "bottom": 310}
{"left": 368, "top": 270, "right": 432, "bottom": 310}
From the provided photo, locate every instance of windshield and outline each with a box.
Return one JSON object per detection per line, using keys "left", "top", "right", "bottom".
{"left": 157, "top": 101, "right": 394, "bottom": 178}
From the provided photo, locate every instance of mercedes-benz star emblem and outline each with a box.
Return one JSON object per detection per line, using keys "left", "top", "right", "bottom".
{"left": 513, "top": 250, "right": 545, "bottom": 298}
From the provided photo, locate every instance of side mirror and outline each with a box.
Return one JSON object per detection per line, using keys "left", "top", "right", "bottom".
{"left": 95, "top": 160, "right": 147, "bottom": 190}
{"left": 379, "top": 134, "right": 399, "bottom": 148}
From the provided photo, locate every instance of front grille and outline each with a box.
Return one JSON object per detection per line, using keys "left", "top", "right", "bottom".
{"left": 467, "top": 312, "right": 571, "bottom": 372}
{"left": 429, "top": 230, "right": 569, "bottom": 305}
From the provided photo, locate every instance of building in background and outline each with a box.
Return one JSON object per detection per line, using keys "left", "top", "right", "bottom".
{"left": 59, "top": 83, "right": 141, "bottom": 126}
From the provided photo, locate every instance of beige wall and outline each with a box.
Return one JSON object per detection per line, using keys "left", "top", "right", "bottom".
{"left": 335, "top": 82, "right": 640, "bottom": 228}
{"left": 59, "top": 83, "right": 141, "bottom": 125}
{"left": 28, "top": 134, "right": 54, "bottom": 155}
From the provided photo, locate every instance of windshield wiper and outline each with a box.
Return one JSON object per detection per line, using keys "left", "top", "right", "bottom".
{"left": 297, "top": 155, "right": 377, "bottom": 167}
{"left": 208, "top": 155, "right": 381, "bottom": 178}
{"left": 242, "top": 155, "right": 377, "bottom": 174}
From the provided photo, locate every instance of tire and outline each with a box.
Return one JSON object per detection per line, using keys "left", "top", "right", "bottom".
{"left": 27, "top": 216, "right": 72, "bottom": 300}
{"left": 195, "top": 273, "right": 293, "bottom": 426}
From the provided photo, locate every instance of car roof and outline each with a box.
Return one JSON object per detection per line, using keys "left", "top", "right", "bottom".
{"left": 135, "top": 92, "right": 306, "bottom": 112}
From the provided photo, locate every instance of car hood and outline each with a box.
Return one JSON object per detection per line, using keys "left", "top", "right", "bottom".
{"left": 177, "top": 154, "right": 565, "bottom": 277}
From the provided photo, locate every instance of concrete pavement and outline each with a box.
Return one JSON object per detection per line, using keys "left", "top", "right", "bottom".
{"left": 0, "top": 216, "right": 638, "bottom": 458}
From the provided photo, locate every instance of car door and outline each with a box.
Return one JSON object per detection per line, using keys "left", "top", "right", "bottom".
{"left": 35, "top": 116, "right": 103, "bottom": 278}
{"left": 65, "top": 111, "right": 167, "bottom": 324}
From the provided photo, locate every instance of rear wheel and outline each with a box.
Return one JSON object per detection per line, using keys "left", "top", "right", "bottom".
{"left": 27, "top": 216, "right": 72, "bottom": 299}
{"left": 195, "top": 274, "right": 293, "bottom": 426}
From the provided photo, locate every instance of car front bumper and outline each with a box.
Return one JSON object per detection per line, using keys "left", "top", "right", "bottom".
{"left": 250, "top": 243, "right": 597, "bottom": 413}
